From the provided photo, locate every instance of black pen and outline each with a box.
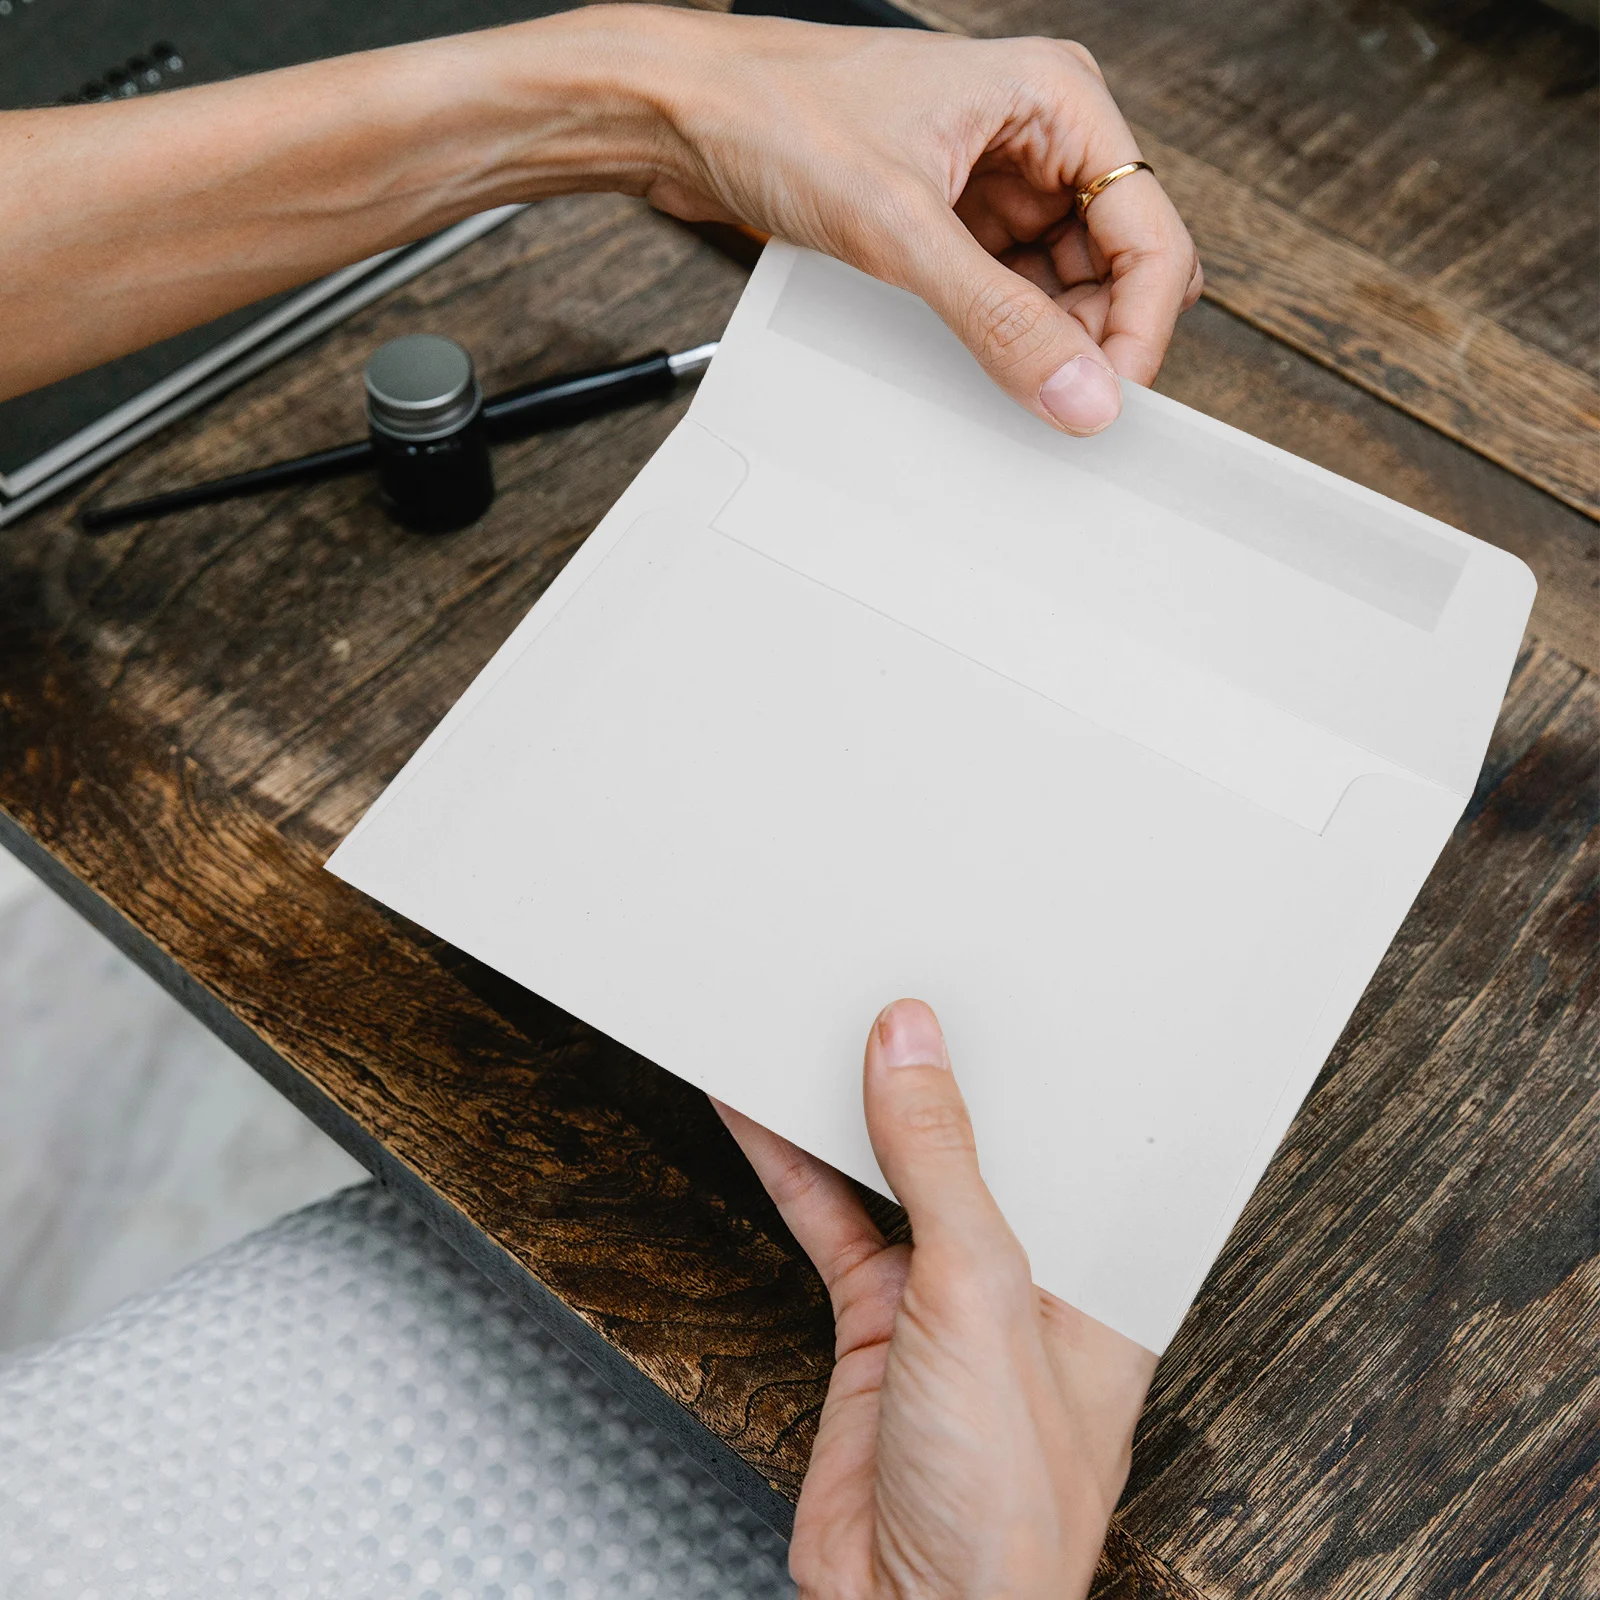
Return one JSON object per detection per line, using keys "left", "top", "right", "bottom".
{"left": 80, "top": 342, "right": 718, "bottom": 533}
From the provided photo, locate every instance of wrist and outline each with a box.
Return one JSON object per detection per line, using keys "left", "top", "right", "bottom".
{"left": 468, "top": 6, "right": 707, "bottom": 205}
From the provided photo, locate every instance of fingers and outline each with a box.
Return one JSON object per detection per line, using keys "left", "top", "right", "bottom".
{"left": 862, "top": 999, "right": 1019, "bottom": 1265}
{"left": 1054, "top": 281, "right": 1110, "bottom": 343}
{"left": 1077, "top": 174, "right": 1200, "bottom": 386}
{"left": 711, "top": 1097, "right": 886, "bottom": 1302}
{"left": 1041, "top": 205, "right": 1197, "bottom": 367}
{"left": 874, "top": 193, "right": 1125, "bottom": 436}
{"left": 954, "top": 164, "right": 1074, "bottom": 256}
{"left": 1027, "top": 51, "right": 1197, "bottom": 388}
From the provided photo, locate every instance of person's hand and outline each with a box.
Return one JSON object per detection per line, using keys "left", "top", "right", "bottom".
{"left": 639, "top": 8, "right": 1202, "bottom": 435}
{"left": 715, "top": 998, "right": 1155, "bottom": 1599}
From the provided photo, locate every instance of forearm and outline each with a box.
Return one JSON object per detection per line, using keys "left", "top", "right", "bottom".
{"left": 0, "top": 6, "right": 685, "bottom": 400}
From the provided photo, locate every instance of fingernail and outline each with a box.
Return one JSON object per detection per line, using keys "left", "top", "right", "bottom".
{"left": 875, "top": 999, "right": 949, "bottom": 1070}
{"left": 1039, "top": 356, "right": 1121, "bottom": 436}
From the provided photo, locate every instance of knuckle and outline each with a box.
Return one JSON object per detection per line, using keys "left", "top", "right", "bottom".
{"left": 964, "top": 277, "right": 1051, "bottom": 370}
{"left": 1012, "top": 35, "right": 1099, "bottom": 80}
{"left": 766, "top": 1146, "right": 824, "bottom": 1209}
{"left": 1122, "top": 225, "right": 1196, "bottom": 291}
{"left": 1059, "top": 38, "right": 1104, "bottom": 80}
{"left": 902, "top": 1095, "right": 977, "bottom": 1156}
{"left": 1143, "top": 205, "right": 1190, "bottom": 248}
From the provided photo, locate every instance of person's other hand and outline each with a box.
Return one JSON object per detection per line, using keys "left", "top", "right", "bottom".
{"left": 640, "top": 9, "right": 1202, "bottom": 435}
{"left": 714, "top": 998, "right": 1155, "bottom": 1599}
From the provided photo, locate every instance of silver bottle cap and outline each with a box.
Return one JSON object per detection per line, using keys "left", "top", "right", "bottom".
{"left": 365, "top": 335, "right": 481, "bottom": 441}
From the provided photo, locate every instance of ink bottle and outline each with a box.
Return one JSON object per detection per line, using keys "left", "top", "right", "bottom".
{"left": 364, "top": 335, "right": 495, "bottom": 533}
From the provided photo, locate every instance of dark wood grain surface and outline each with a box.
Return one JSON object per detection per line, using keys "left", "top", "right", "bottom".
{"left": 2, "top": 54, "right": 1597, "bottom": 1600}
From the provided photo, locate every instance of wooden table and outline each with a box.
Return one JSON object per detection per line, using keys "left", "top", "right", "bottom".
{"left": 2, "top": 3, "right": 1595, "bottom": 1595}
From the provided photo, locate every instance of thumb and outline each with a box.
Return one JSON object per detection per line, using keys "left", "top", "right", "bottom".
{"left": 863, "top": 999, "right": 1017, "bottom": 1259}
{"left": 874, "top": 193, "right": 1123, "bottom": 437}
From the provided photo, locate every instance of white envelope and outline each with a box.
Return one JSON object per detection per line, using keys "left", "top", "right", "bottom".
{"left": 329, "top": 244, "right": 1534, "bottom": 1355}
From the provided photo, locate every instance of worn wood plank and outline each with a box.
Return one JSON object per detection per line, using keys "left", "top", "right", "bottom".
{"left": 1138, "top": 133, "right": 1600, "bottom": 520}
{"left": 3, "top": 192, "right": 1597, "bottom": 1595}
{"left": 1093, "top": 1526, "right": 1210, "bottom": 1600}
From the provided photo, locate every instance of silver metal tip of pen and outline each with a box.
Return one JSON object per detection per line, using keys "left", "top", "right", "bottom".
{"left": 668, "top": 342, "right": 719, "bottom": 379}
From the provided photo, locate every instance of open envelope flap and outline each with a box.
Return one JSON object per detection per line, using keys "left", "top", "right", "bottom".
{"left": 688, "top": 245, "right": 1536, "bottom": 820}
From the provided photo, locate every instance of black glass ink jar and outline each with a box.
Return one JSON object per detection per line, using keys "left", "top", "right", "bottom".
{"left": 364, "top": 335, "right": 495, "bottom": 533}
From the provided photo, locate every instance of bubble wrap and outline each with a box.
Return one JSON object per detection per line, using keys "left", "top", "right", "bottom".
{"left": 0, "top": 1183, "right": 794, "bottom": 1599}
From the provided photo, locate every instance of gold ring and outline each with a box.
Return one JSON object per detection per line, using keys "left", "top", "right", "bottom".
{"left": 1074, "top": 160, "right": 1155, "bottom": 220}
